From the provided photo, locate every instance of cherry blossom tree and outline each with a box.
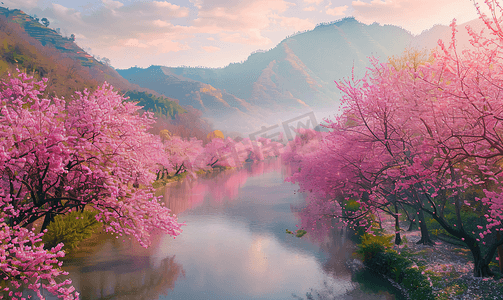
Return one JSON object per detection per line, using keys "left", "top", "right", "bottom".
{"left": 286, "top": 2, "right": 503, "bottom": 276}
{"left": 203, "top": 137, "right": 238, "bottom": 168}
{"left": 163, "top": 136, "right": 206, "bottom": 177}
{"left": 0, "top": 216, "right": 78, "bottom": 300}
{"left": 0, "top": 72, "right": 183, "bottom": 298}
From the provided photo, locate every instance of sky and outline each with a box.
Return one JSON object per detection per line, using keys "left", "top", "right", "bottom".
{"left": 3, "top": 0, "right": 489, "bottom": 69}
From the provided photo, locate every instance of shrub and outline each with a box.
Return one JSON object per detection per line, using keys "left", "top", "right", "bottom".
{"left": 356, "top": 233, "right": 393, "bottom": 262}
{"left": 42, "top": 210, "right": 101, "bottom": 254}
{"left": 356, "top": 234, "right": 435, "bottom": 300}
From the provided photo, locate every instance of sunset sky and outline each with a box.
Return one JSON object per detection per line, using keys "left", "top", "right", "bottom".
{"left": 4, "top": 0, "right": 488, "bottom": 69}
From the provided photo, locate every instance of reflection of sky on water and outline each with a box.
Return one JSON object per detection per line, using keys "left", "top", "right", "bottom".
{"left": 53, "top": 158, "right": 387, "bottom": 300}
{"left": 155, "top": 216, "right": 354, "bottom": 300}
{"left": 156, "top": 158, "right": 356, "bottom": 299}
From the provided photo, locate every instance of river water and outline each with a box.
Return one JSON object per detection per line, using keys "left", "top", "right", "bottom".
{"left": 59, "top": 158, "right": 392, "bottom": 300}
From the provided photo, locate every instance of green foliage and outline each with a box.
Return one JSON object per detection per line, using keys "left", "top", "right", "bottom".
{"left": 401, "top": 267, "right": 435, "bottom": 300}
{"left": 356, "top": 233, "right": 434, "bottom": 300}
{"left": 286, "top": 229, "right": 308, "bottom": 238}
{"left": 343, "top": 199, "right": 360, "bottom": 212}
{"left": 295, "top": 229, "right": 307, "bottom": 237}
{"left": 353, "top": 269, "right": 408, "bottom": 300}
{"left": 124, "top": 90, "right": 186, "bottom": 119}
{"left": 42, "top": 210, "right": 100, "bottom": 253}
{"left": 363, "top": 251, "right": 434, "bottom": 300}
{"left": 356, "top": 233, "right": 393, "bottom": 262}
{"left": 343, "top": 199, "right": 384, "bottom": 241}
{"left": 424, "top": 201, "right": 484, "bottom": 242}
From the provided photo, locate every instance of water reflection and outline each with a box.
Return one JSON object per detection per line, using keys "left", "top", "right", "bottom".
{"left": 60, "top": 158, "right": 389, "bottom": 300}
{"left": 158, "top": 160, "right": 283, "bottom": 216}
{"left": 60, "top": 234, "right": 184, "bottom": 300}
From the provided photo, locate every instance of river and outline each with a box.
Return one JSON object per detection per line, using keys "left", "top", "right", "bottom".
{"left": 57, "top": 158, "right": 393, "bottom": 300}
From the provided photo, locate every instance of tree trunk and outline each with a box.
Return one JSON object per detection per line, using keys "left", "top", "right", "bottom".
{"left": 400, "top": 205, "right": 416, "bottom": 231}
{"left": 407, "top": 219, "right": 416, "bottom": 231}
{"left": 416, "top": 209, "right": 434, "bottom": 245}
{"left": 423, "top": 204, "right": 497, "bottom": 277}
{"left": 394, "top": 202, "right": 401, "bottom": 246}
{"left": 41, "top": 212, "right": 55, "bottom": 232}
{"left": 498, "top": 232, "right": 503, "bottom": 273}
{"left": 469, "top": 241, "right": 494, "bottom": 277}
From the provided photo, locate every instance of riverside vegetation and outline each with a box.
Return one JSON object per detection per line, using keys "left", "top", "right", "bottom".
{"left": 4, "top": 1, "right": 503, "bottom": 299}
{"left": 0, "top": 71, "right": 283, "bottom": 299}
{"left": 282, "top": 1, "right": 503, "bottom": 299}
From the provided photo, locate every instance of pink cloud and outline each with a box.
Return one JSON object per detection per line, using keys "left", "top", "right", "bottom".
{"left": 220, "top": 30, "right": 271, "bottom": 45}
{"left": 2, "top": 0, "right": 38, "bottom": 10}
{"left": 352, "top": 0, "right": 481, "bottom": 35}
{"left": 326, "top": 5, "right": 348, "bottom": 16}
{"left": 192, "top": 0, "right": 296, "bottom": 45}
{"left": 304, "top": 0, "right": 324, "bottom": 4}
{"left": 276, "top": 15, "right": 315, "bottom": 32}
{"left": 303, "top": 6, "right": 316, "bottom": 11}
{"left": 123, "top": 38, "right": 148, "bottom": 48}
{"left": 202, "top": 46, "right": 221, "bottom": 53}
{"left": 102, "top": 0, "right": 124, "bottom": 10}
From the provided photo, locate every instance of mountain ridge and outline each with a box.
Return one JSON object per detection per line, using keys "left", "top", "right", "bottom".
{"left": 118, "top": 16, "right": 487, "bottom": 134}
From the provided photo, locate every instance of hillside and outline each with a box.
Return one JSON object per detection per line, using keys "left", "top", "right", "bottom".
{"left": 0, "top": 6, "right": 213, "bottom": 139}
{"left": 0, "top": 6, "right": 138, "bottom": 97}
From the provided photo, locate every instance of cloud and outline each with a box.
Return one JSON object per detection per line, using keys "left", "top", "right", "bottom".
{"left": 304, "top": 0, "right": 324, "bottom": 4}
{"left": 202, "top": 46, "right": 221, "bottom": 53}
{"left": 275, "top": 15, "right": 315, "bottom": 32}
{"left": 102, "top": 0, "right": 124, "bottom": 10}
{"left": 152, "top": 19, "right": 173, "bottom": 28}
{"left": 351, "top": 0, "right": 482, "bottom": 35}
{"left": 124, "top": 38, "right": 148, "bottom": 48}
{"left": 147, "top": 38, "right": 191, "bottom": 54}
{"left": 303, "top": 6, "right": 316, "bottom": 11}
{"left": 2, "top": 0, "right": 38, "bottom": 10}
{"left": 36, "top": 0, "right": 193, "bottom": 56}
{"left": 192, "top": 0, "right": 296, "bottom": 45}
{"left": 326, "top": 5, "right": 348, "bottom": 16}
{"left": 220, "top": 30, "right": 271, "bottom": 45}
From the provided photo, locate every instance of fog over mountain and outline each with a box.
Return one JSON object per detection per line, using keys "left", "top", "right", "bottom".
{"left": 118, "top": 17, "right": 485, "bottom": 135}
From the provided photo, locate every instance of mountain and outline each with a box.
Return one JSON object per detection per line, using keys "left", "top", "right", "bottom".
{"left": 116, "top": 66, "right": 267, "bottom": 132}
{"left": 118, "top": 16, "right": 488, "bottom": 134}
{"left": 117, "top": 17, "right": 417, "bottom": 133}
{"left": 6, "top": 4, "right": 484, "bottom": 135}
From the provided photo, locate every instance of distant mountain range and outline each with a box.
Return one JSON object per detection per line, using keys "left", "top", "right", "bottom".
{"left": 117, "top": 17, "right": 487, "bottom": 134}
{"left": 2, "top": 4, "right": 487, "bottom": 136}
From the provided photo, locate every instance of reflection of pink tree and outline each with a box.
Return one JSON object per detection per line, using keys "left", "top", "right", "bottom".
{"left": 73, "top": 254, "right": 184, "bottom": 300}
{"left": 209, "top": 169, "right": 250, "bottom": 201}
{"left": 161, "top": 159, "right": 284, "bottom": 215}
{"left": 162, "top": 180, "right": 209, "bottom": 215}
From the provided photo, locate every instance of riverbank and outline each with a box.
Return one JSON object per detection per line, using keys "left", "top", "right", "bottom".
{"left": 359, "top": 217, "right": 503, "bottom": 299}
{"left": 152, "top": 165, "right": 232, "bottom": 188}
